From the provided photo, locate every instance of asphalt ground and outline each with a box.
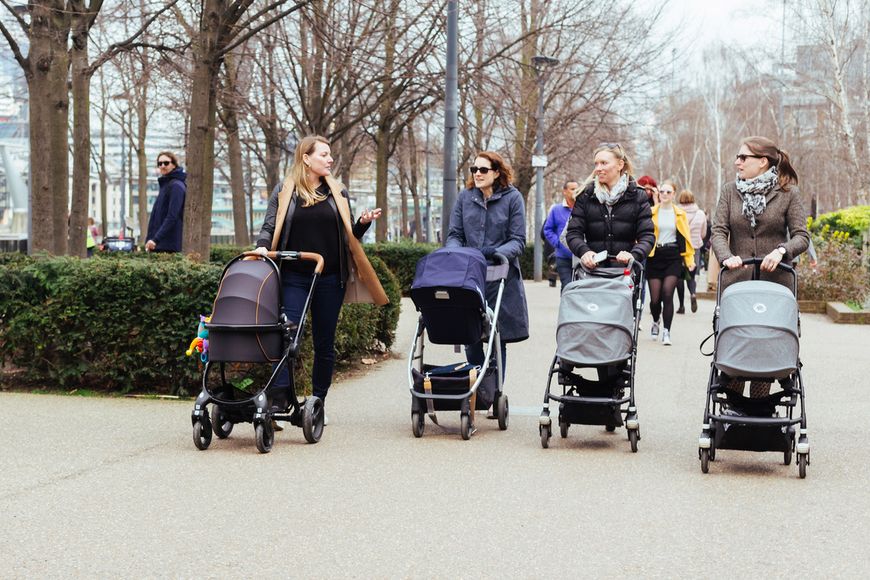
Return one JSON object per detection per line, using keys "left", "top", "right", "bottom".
{"left": 1, "top": 279, "right": 868, "bottom": 578}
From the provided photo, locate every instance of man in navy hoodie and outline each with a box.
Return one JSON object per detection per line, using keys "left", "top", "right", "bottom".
{"left": 145, "top": 151, "right": 186, "bottom": 252}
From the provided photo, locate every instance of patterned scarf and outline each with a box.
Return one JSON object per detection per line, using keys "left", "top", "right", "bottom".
{"left": 736, "top": 166, "right": 778, "bottom": 227}
{"left": 594, "top": 173, "right": 628, "bottom": 206}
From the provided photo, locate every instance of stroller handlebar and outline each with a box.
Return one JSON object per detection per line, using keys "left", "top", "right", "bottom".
{"left": 243, "top": 250, "right": 325, "bottom": 274}
{"left": 722, "top": 256, "right": 795, "bottom": 274}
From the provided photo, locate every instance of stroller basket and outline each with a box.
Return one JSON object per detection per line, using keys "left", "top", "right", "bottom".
{"left": 556, "top": 277, "right": 634, "bottom": 366}
{"left": 207, "top": 258, "right": 284, "bottom": 362}
{"left": 715, "top": 280, "right": 799, "bottom": 379}
{"left": 411, "top": 364, "right": 497, "bottom": 411}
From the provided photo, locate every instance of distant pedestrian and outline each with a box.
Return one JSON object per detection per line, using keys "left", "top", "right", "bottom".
{"left": 646, "top": 180, "right": 695, "bottom": 346}
{"left": 145, "top": 151, "right": 186, "bottom": 253}
{"left": 675, "top": 190, "right": 707, "bottom": 314}
{"left": 711, "top": 135, "right": 809, "bottom": 399}
{"left": 543, "top": 180, "right": 580, "bottom": 290}
{"left": 637, "top": 175, "right": 659, "bottom": 206}
{"left": 86, "top": 217, "right": 99, "bottom": 258}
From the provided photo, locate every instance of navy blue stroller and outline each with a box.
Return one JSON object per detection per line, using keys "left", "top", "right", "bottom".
{"left": 407, "top": 247, "right": 509, "bottom": 440}
{"left": 698, "top": 258, "right": 809, "bottom": 477}
{"left": 539, "top": 256, "right": 645, "bottom": 451}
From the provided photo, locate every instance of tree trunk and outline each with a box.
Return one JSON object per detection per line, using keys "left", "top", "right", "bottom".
{"left": 374, "top": 0, "right": 399, "bottom": 242}
{"left": 183, "top": 5, "right": 222, "bottom": 260}
{"left": 407, "top": 125, "right": 423, "bottom": 241}
{"left": 136, "top": 86, "right": 149, "bottom": 244}
{"left": 219, "top": 55, "right": 250, "bottom": 246}
{"left": 374, "top": 126, "right": 391, "bottom": 241}
{"left": 69, "top": 25, "right": 90, "bottom": 258}
{"left": 49, "top": 10, "right": 70, "bottom": 255}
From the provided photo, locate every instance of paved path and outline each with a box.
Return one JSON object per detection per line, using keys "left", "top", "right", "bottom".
{"left": 1, "top": 281, "right": 869, "bottom": 578}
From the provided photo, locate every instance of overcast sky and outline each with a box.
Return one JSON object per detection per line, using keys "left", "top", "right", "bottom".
{"left": 650, "top": 0, "right": 784, "bottom": 64}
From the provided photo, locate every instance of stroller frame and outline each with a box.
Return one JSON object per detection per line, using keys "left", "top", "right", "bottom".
{"left": 407, "top": 253, "right": 510, "bottom": 440}
{"left": 191, "top": 250, "right": 325, "bottom": 453}
{"left": 539, "top": 257, "right": 645, "bottom": 452}
{"left": 697, "top": 258, "right": 809, "bottom": 477}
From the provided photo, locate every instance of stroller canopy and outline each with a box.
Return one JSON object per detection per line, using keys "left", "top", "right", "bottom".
{"left": 411, "top": 247, "right": 487, "bottom": 302}
{"left": 208, "top": 258, "right": 283, "bottom": 362}
{"left": 715, "top": 280, "right": 799, "bottom": 379}
{"left": 556, "top": 277, "right": 634, "bottom": 366}
{"left": 410, "top": 247, "right": 489, "bottom": 345}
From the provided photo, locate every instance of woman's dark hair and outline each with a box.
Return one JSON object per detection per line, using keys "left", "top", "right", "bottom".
{"left": 157, "top": 151, "right": 179, "bottom": 167}
{"left": 465, "top": 151, "right": 514, "bottom": 190}
{"left": 742, "top": 136, "right": 798, "bottom": 191}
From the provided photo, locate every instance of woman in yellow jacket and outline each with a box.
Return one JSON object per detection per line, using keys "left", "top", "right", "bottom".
{"left": 646, "top": 180, "right": 695, "bottom": 345}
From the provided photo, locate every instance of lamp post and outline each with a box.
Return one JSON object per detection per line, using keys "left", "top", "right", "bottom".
{"left": 441, "top": 0, "right": 458, "bottom": 244}
{"left": 532, "top": 55, "right": 559, "bottom": 282}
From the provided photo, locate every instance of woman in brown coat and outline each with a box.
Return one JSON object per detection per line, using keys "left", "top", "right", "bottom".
{"left": 711, "top": 136, "right": 809, "bottom": 290}
{"left": 711, "top": 135, "right": 809, "bottom": 399}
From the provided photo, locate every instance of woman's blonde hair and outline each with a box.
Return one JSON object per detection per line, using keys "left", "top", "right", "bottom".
{"left": 584, "top": 142, "right": 635, "bottom": 186}
{"left": 283, "top": 135, "right": 331, "bottom": 207}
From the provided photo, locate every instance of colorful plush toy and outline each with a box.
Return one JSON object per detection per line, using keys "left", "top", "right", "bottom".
{"left": 185, "top": 315, "right": 211, "bottom": 362}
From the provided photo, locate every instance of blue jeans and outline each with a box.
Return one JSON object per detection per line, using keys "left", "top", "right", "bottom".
{"left": 466, "top": 339, "right": 507, "bottom": 382}
{"left": 555, "top": 257, "right": 574, "bottom": 291}
{"left": 274, "top": 272, "right": 346, "bottom": 401}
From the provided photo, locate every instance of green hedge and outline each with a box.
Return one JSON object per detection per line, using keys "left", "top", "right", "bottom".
{"left": 0, "top": 253, "right": 401, "bottom": 395}
{"left": 364, "top": 241, "right": 438, "bottom": 294}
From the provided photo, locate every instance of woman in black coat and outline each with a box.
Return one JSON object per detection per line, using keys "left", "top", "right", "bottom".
{"left": 565, "top": 143, "right": 655, "bottom": 269}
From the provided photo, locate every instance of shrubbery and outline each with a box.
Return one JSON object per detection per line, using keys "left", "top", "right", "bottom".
{"left": 0, "top": 252, "right": 401, "bottom": 395}
{"left": 809, "top": 206, "right": 870, "bottom": 248}
{"left": 798, "top": 227, "right": 870, "bottom": 303}
{"left": 364, "top": 241, "right": 438, "bottom": 294}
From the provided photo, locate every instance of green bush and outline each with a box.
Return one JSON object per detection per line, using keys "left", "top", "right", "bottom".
{"left": 798, "top": 229, "right": 870, "bottom": 303}
{"left": 0, "top": 255, "right": 219, "bottom": 393}
{"left": 364, "top": 241, "right": 438, "bottom": 294}
{"left": 809, "top": 206, "right": 870, "bottom": 247}
{"left": 0, "top": 253, "right": 401, "bottom": 395}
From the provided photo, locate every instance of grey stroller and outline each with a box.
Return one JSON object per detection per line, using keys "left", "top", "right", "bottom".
{"left": 698, "top": 258, "right": 809, "bottom": 477}
{"left": 190, "top": 250, "right": 326, "bottom": 453}
{"left": 539, "top": 257, "right": 644, "bottom": 451}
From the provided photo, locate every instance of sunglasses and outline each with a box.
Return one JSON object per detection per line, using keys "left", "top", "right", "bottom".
{"left": 735, "top": 154, "right": 763, "bottom": 162}
{"left": 157, "top": 160, "right": 173, "bottom": 167}
{"left": 469, "top": 166, "right": 494, "bottom": 174}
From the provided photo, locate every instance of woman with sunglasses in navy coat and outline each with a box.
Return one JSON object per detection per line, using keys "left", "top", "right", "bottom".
{"left": 446, "top": 151, "right": 529, "bottom": 380}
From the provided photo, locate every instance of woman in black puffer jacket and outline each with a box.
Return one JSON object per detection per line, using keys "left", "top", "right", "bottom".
{"left": 565, "top": 143, "right": 655, "bottom": 270}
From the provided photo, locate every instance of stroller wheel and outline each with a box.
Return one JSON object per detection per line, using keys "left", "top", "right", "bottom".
{"left": 700, "top": 448, "right": 710, "bottom": 473}
{"left": 605, "top": 424, "right": 616, "bottom": 433}
{"left": 798, "top": 453, "right": 808, "bottom": 479}
{"left": 559, "top": 417, "right": 569, "bottom": 438}
{"left": 193, "top": 419, "right": 212, "bottom": 451}
{"left": 460, "top": 413, "right": 473, "bottom": 440}
{"left": 540, "top": 424, "right": 551, "bottom": 448}
{"left": 211, "top": 405, "right": 233, "bottom": 439}
{"left": 411, "top": 412, "right": 424, "bottom": 438}
{"left": 255, "top": 420, "right": 274, "bottom": 453}
{"left": 302, "top": 396, "right": 325, "bottom": 444}
{"left": 784, "top": 443, "right": 793, "bottom": 466}
{"left": 497, "top": 394, "right": 509, "bottom": 431}
{"left": 628, "top": 429, "right": 639, "bottom": 453}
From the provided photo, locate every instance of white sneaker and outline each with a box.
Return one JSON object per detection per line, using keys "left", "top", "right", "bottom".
{"left": 662, "top": 329, "right": 672, "bottom": 346}
{"left": 323, "top": 414, "right": 329, "bottom": 426}
{"left": 650, "top": 321, "right": 659, "bottom": 340}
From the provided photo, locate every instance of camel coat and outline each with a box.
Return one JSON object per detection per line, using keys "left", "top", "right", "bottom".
{"left": 711, "top": 181, "right": 809, "bottom": 292}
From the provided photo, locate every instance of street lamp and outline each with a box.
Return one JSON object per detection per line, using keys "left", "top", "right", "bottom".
{"left": 532, "top": 55, "right": 559, "bottom": 282}
{"left": 441, "top": 0, "right": 458, "bottom": 244}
